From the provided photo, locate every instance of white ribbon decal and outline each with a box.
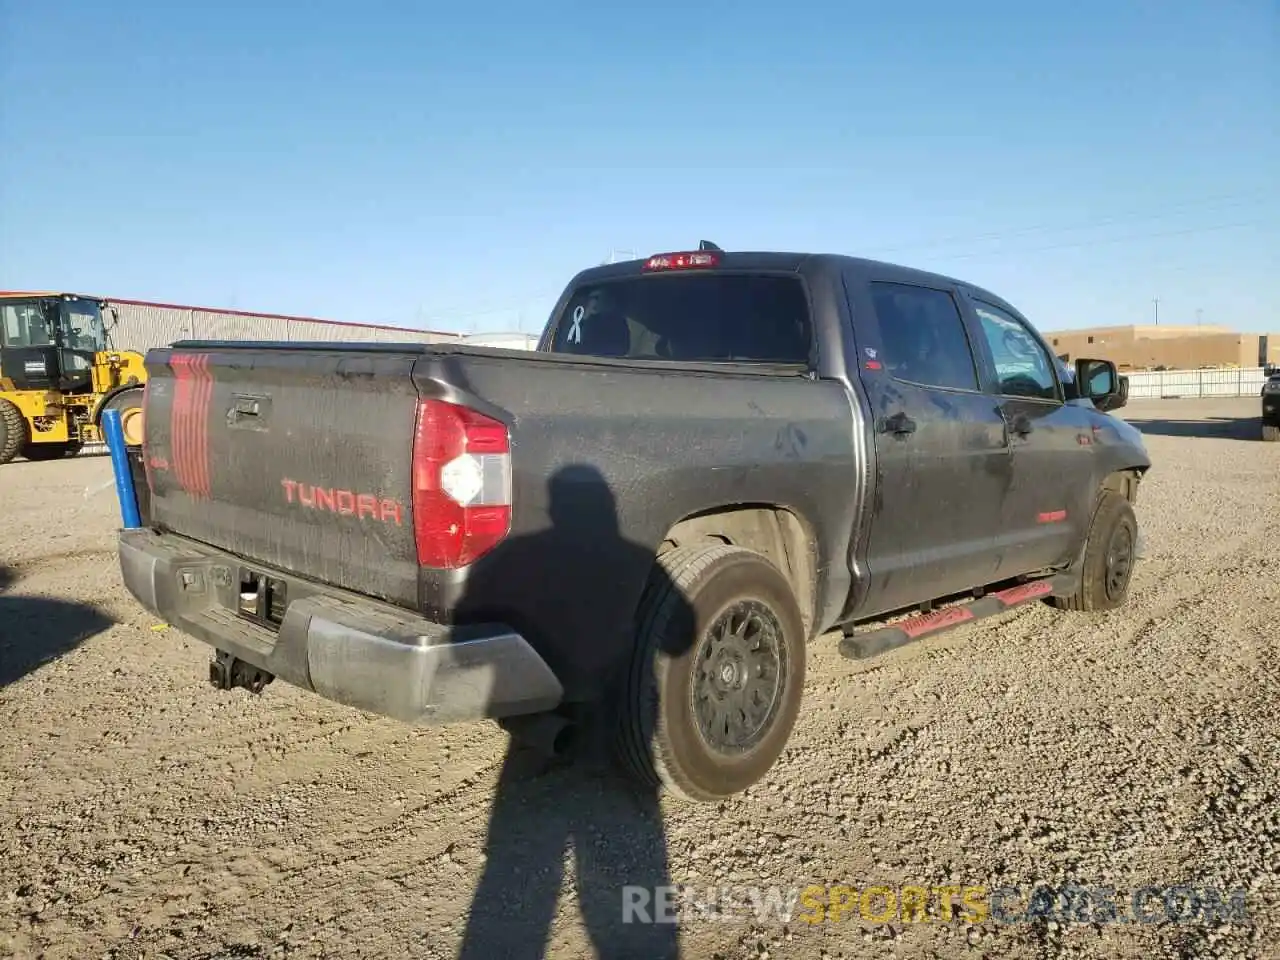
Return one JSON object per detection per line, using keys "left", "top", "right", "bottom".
{"left": 568, "top": 305, "right": 585, "bottom": 344}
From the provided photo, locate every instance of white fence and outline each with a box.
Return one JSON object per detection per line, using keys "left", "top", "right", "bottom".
{"left": 1124, "top": 367, "right": 1267, "bottom": 400}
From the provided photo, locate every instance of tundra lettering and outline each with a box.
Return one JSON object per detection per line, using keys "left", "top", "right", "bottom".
{"left": 280, "top": 477, "right": 403, "bottom": 525}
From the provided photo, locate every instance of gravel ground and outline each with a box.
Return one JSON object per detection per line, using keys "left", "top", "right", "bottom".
{"left": 1, "top": 397, "right": 1276, "bottom": 960}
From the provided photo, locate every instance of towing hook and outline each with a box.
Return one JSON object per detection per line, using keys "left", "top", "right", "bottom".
{"left": 209, "top": 650, "right": 275, "bottom": 695}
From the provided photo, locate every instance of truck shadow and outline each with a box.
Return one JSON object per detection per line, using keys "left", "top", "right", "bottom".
{"left": 1124, "top": 416, "right": 1264, "bottom": 440}
{"left": 0, "top": 566, "right": 116, "bottom": 688}
{"left": 454, "top": 465, "right": 689, "bottom": 960}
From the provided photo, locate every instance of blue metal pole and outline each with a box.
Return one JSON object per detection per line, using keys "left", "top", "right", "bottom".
{"left": 103, "top": 408, "right": 142, "bottom": 529}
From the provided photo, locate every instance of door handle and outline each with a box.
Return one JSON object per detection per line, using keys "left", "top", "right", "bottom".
{"left": 1008, "top": 413, "right": 1033, "bottom": 438}
{"left": 877, "top": 411, "right": 917, "bottom": 437}
{"left": 229, "top": 402, "right": 259, "bottom": 423}
{"left": 227, "top": 394, "right": 271, "bottom": 429}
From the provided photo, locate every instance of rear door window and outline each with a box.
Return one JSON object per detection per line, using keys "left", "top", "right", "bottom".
{"left": 547, "top": 273, "right": 812, "bottom": 364}
{"left": 868, "top": 282, "right": 981, "bottom": 392}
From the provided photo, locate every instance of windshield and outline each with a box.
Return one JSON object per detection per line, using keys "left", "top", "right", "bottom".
{"left": 60, "top": 299, "right": 105, "bottom": 351}
{"left": 0, "top": 298, "right": 103, "bottom": 351}
{"left": 546, "top": 272, "right": 813, "bottom": 364}
{"left": 0, "top": 301, "right": 56, "bottom": 347}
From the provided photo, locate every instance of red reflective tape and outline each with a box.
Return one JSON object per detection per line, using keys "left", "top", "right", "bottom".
{"left": 991, "top": 580, "right": 1053, "bottom": 606}
{"left": 167, "top": 359, "right": 181, "bottom": 488}
{"left": 170, "top": 355, "right": 195, "bottom": 495}
{"left": 169, "top": 353, "right": 212, "bottom": 499}
{"left": 1037, "top": 509, "right": 1067, "bottom": 523}
{"left": 194, "top": 354, "right": 214, "bottom": 499}
{"left": 899, "top": 606, "right": 975, "bottom": 639}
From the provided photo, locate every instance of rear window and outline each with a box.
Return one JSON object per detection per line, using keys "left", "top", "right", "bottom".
{"left": 546, "top": 273, "right": 812, "bottom": 364}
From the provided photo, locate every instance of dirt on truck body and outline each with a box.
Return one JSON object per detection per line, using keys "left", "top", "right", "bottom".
{"left": 118, "top": 245, "right": 1151, "bottom": 802}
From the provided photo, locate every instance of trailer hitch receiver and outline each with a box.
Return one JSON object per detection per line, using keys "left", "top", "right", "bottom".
{"left": 209, "top": 650, "right": 274, "bottom": 694}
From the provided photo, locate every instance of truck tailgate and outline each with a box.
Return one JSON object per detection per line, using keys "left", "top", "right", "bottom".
{"left": 141, "top": 345, "right": 423, "bottom": 607}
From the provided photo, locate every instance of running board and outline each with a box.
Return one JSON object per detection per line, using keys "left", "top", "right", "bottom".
{"left": 838, "top": 575, "right": 1073, "bottom": 661}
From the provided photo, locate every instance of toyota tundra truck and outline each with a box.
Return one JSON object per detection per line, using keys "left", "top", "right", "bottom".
{"left": 117, "top": 245, "right": 1151, "bottom": 802}
{"left": 1261, "top": 370, "right": 1280, "bottom": 441}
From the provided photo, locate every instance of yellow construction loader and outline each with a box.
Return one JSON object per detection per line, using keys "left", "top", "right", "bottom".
{"left": 0, "top": 291, "right": 147, "bottom": 464}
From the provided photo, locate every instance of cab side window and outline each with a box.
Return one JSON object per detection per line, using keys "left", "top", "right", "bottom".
{"left": 971, "top": 300, "right": 1060, "bottom": 401}
{"left": 869, "top": 282, "right": 980, "bottom": 392}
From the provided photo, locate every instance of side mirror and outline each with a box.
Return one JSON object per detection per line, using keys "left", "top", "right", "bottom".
{"left": 1075, "top": 358, "right": 1126, "bottom": 412}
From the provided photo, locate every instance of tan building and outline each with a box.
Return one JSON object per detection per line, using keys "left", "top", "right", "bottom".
{"left": 1044, "top": 324, "right": 1280, "bottom": 371}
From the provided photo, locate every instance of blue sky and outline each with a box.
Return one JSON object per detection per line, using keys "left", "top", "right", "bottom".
{"left": 2, "top": 0, "right": 1277, "bottom": 334}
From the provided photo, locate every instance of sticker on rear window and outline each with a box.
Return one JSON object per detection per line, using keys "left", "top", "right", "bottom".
{"left": 568, "top": 305, "right": 585, "bottom": 344}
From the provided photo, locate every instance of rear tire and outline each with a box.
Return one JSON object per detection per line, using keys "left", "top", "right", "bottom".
{"left": 0, "top": 400, "right": 26, "bottom": 465}
{"left": 615, "top": 544, "right": 807, "bottom": 802}
{"left": 1263, "top": 423, "right": 1280, "bottom": 442}
{"left": 1051, "top": 489, "right": 1138, "bottom": 612}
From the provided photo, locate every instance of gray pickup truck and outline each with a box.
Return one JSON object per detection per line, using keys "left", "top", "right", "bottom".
{"left": 1261, "top": 369, "right": 1280, "bottom": 441}
{"left": 118, "top": 245, "right": 1151, "bottom": 801}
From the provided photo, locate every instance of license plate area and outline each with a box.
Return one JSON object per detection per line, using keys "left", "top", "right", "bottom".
{"left": 237, "top": 566, "right": 288, "bottom": 630}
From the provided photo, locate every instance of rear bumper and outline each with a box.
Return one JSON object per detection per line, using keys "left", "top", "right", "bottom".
{"left": 117, "top": 528, "right": 563, "bottom": 724}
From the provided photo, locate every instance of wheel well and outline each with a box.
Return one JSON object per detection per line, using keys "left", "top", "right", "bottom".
{"left": 659, "top": 505, "right": 817, "bottom": 633}
{"left": 1101, "top": 468, "right": 1145, "bottom": 505}
{"left": 93, "top": 383, "right": 144, "bottom": 424}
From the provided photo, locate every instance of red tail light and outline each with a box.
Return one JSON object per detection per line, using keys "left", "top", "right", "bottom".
{"left": 411, "top": 398, "right": 512, "bottom": 569}
{"left": 642, "top": 251, "right": 720, "bottom": 271}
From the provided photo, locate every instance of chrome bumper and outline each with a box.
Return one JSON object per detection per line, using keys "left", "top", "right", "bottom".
{"left": 117, "top": 528, "right": 563, "bottom": 723}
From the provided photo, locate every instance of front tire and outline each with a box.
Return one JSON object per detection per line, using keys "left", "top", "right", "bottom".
{"left": 0, "top": 399, "right": 25, "bottom": 465}
{"left": 1263, "top": 423, "right": 1280, "bottom": 442}
{"left": 1052, "top": 489, "right": 1138, "bottom": 612}
{"left": 616, "top": 544, "right": 807, "bottom": 802}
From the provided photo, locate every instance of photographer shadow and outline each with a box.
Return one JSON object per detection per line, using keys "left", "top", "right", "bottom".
{"left": 455, "top": 464, "right": 690, "bottom": 960}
